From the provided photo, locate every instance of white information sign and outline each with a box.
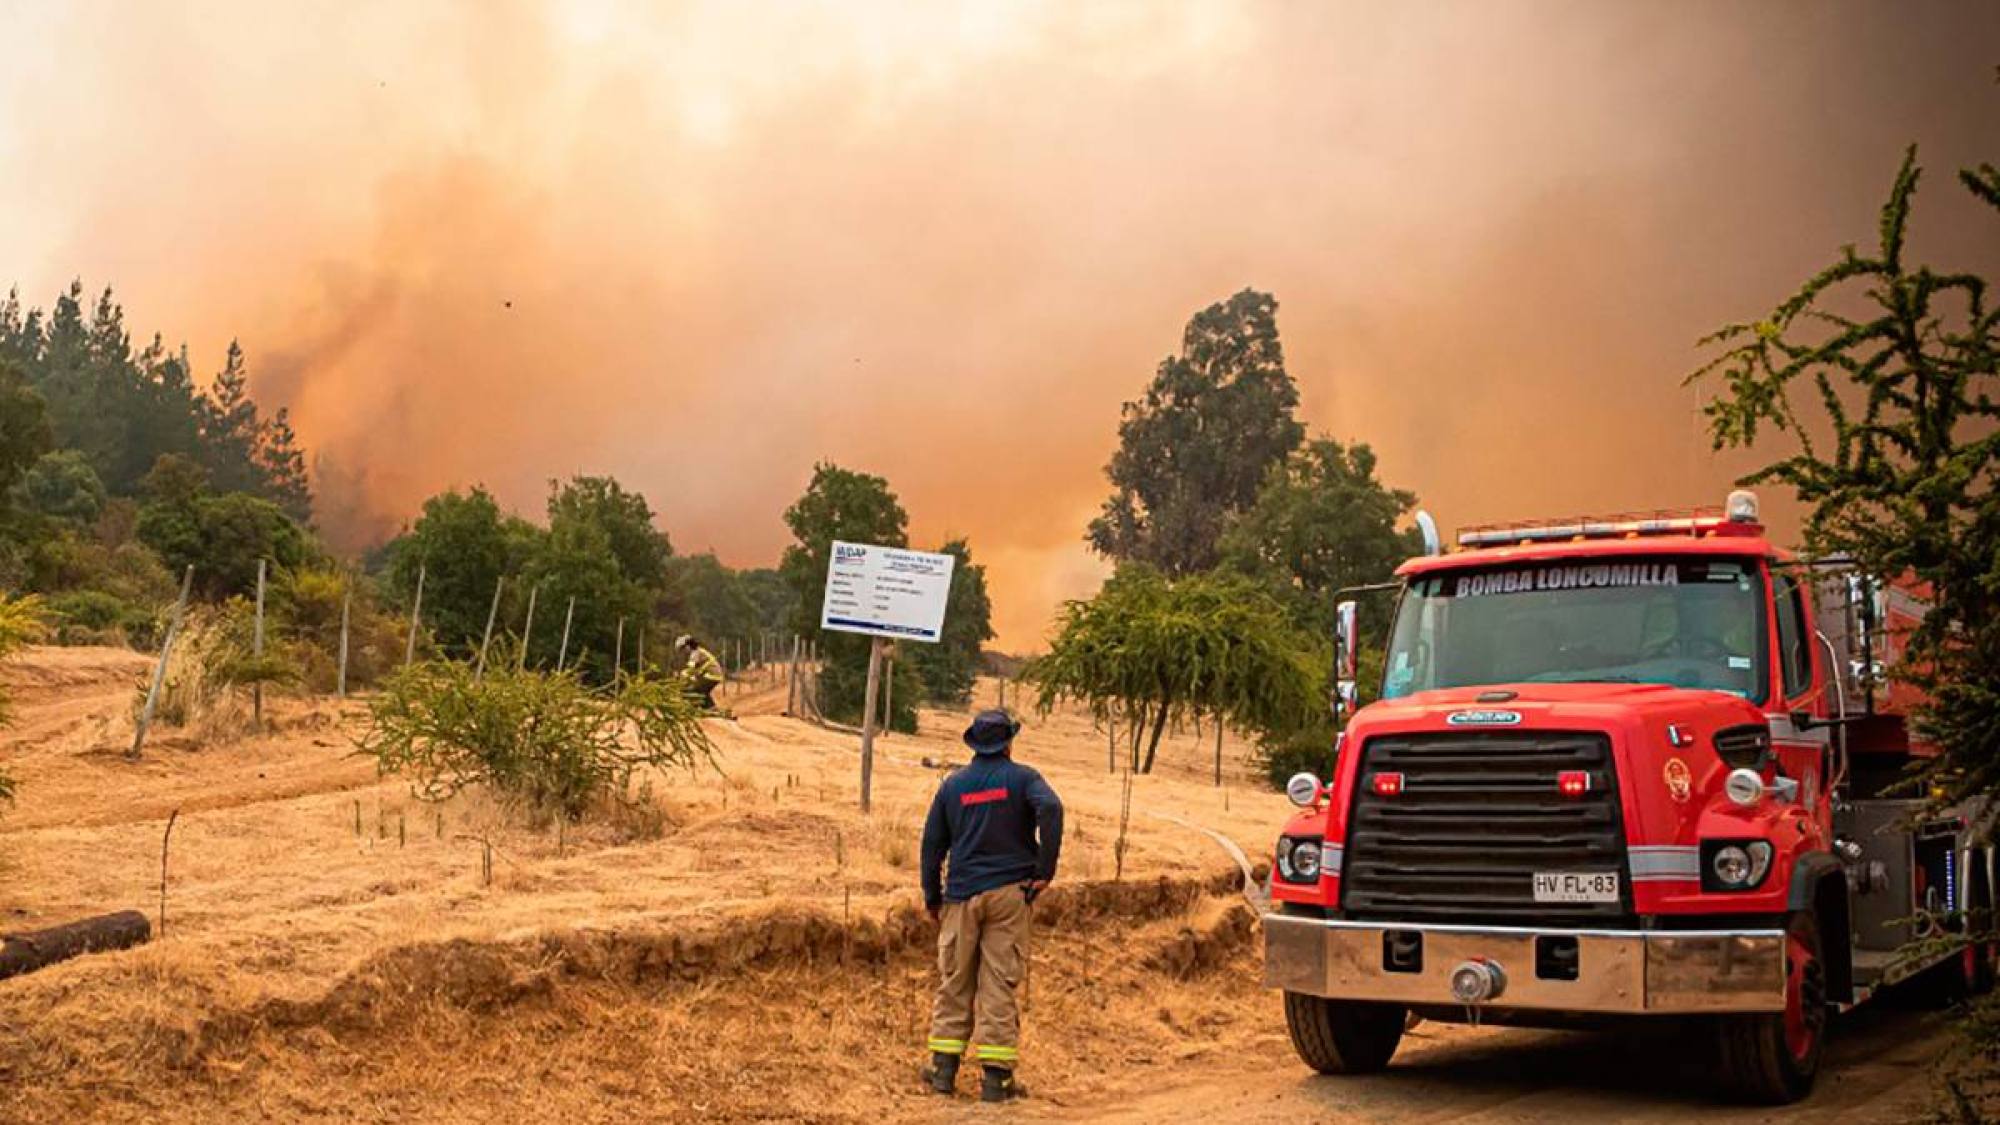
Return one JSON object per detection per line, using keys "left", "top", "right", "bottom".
{"left": 820, "top": 541, "right": 955, "bottom": 642}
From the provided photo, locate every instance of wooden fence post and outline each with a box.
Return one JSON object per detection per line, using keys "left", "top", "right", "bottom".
{"left": 613, "top": 617, "right": 625, "bottom": 679}
{"left": 557, "top": 596, "right": 576, "bottom": 672}
{"left": 882, "top": 653, "right": 894, "bottom": 734}
{"left": 788, "top": 635, "right": 802, "bottom": 714}
{"left": 336, "top": 583, "right": 351, "bottom": 699}
{"left": 132, "top": 565, "right": 194, "bottom": 759}
{"left": 403, "top": 562, "right": 425, "bottom": 667}
{"left": 859, "top": 635, "right": 885, "bottom": 813}
{"left": 476, "top": 576, "right": 503, "bottom": 681}
{"left": 519, "top": 585, "right": 538, "bottom": 671}
{"left": 252, "top": 558, "right": 266, "bottom": 729}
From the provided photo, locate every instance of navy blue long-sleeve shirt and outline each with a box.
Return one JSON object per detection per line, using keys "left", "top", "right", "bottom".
{"left": 920, "top": 755, "right": 1064, "bottom": 908}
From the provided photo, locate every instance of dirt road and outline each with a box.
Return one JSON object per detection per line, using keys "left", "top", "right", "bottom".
{"left": 1057, "top": 1005, "right": 1947, "bottom": 1124}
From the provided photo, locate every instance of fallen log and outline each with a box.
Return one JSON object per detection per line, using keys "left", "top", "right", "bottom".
{"left": 0, "top": 910, "right": 151, "bottom": 981}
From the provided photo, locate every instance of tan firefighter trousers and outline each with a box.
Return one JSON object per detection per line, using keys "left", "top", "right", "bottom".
{"left": 926, "top": 882, "right": 1031, "bottom": 1069}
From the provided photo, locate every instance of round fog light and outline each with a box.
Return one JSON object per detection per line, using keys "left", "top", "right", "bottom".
{"left": 1724, "top": 767, "right": 1765, "bottom": 807}
{"left": 1712, "top": 844, "right": 1753, "bottom": 886}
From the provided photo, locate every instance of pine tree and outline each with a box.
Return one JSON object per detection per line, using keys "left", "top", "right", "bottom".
{"left": 200, "top": 339, "right": 264, "bottom": 495}
{"left": 256, "top": 407, "right": 313, "bottom": 522}
{"left": 1691, "top": 147, "right": 2000, "bottom": 822}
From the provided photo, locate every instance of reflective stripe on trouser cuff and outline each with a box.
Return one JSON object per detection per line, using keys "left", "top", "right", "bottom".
{"left": 975, "top": 1044, "right": 1019, "bottom": 1062}
{"left": 927, "top": 1039, "right": 967, "bottom": 1055}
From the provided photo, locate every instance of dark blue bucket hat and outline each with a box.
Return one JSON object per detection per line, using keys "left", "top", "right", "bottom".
{"left": 964, "top": 709, "right": 1022, "bottom": 756}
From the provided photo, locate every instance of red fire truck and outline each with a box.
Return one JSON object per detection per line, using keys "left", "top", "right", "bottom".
{"left": 1264, "top": 491, "right": 1989, "bottom": 1103}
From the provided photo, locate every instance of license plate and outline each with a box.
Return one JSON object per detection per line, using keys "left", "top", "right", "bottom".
{"left": 1533, "top": 871, "right": 1620, "bottom": 903}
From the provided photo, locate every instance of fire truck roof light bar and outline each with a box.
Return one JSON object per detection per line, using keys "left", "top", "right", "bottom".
{"left": 1456, "top": 507, "right": 1741, "bottom": 548}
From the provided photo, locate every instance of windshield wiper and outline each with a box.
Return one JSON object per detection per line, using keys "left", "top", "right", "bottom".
{"left": 1545, "top": 675, "right": 1646, "bottom": 684}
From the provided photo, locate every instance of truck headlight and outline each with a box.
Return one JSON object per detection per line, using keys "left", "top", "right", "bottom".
{"left": 1702, "top": 840, "right": 1774, "bottom": 891}
{"left": 1275, "top": 836, "right": 1322, "bottom": 883}
{"left": 1291, "top": 840, "right": 1321, "bottom": 880}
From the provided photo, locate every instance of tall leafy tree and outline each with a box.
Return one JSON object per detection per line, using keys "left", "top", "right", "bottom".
{"left": 546, "top": 475, "right": 672, "bottom": 590}
{"left": 664, "top": 552, "right": 760, "bottom": 651}
{"left": 737, "top": 567, "right": 798, "bottom": 637}
{"left": 908, "top": 538, "right": 995, "bottom": 704}
{"left": 1220, "top": 438, "right": 1420, "bottom": 633}
{"left": 1089, "top": 289, "right": 1305, "bottom": 573}
{"left": 780, "top": 462, "right": 919, "bottom": 729}
{"left": 1690, "top": 147, "right": 2000, "bottom": 823}
{"left": 525, "top": 476, "right": 673, "bottom": 678}
{"left": 386, "top": 488, "right": 541, "bottom": 659}
{"left": 135, "top": 455, "right": 314, "bottom": 598}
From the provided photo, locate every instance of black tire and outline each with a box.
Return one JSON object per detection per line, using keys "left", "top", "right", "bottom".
{"left": 1717, "top": 910, "right": 1827, "bottom": 1104}
{"left": 1283, "top": 993, "right": 1406, "bottom": 1074}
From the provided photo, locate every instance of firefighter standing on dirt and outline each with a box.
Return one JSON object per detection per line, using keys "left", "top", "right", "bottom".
{"left": 919, "top": 709, "right": 1064, "bottom": 1103}
{"left": 676, "top": 635, "right": 724, "bottom": 711}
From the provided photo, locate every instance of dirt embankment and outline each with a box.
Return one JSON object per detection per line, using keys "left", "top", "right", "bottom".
{"left": 2, "top": 872, "right": 1263, "bottom": 1122}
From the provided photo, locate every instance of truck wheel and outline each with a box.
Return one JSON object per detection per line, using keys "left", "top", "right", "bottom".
{"left": 1717, "top": 911, "right": 1826, "bottom": 1104}
{"left": 1282, "top": 993, "right": 1405, "bottom": 1074}
{"left": 1912, "top": 858, "right": 1996, "bottom": 1007}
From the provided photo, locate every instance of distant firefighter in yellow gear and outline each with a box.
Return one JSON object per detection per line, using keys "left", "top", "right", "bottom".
{"left": 676, "top": 635, "right": 723, "bottom": 710}
{"left": 918, "top": 710, "right": 1063, "bottom": 1103}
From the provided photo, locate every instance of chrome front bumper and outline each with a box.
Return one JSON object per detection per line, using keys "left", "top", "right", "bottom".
{"left": 1264, "top": 914, "right": 1786, "bottom": 1014}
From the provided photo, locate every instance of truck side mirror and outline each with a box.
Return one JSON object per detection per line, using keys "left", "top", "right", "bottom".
{"left": 1333, "top": 600, "right": 1358, "bottom": 723}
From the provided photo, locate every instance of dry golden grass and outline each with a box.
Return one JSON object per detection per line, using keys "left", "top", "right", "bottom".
{"left": 0, "top": 648, "right": 1292, "bottom": 1122}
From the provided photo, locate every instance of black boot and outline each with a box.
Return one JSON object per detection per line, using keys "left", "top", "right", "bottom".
{"left": 919, "top": 1052, "right": 960, "bottom": 1095}
{"left": 981, "top": 1065, "right": 1027, "bottom": 1103}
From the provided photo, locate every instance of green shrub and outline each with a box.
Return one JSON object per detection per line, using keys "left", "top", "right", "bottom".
{"left": 47, "top": 589, "right": 149, "bottom": 645}
{"left": 0, "top": 593, "right": 47, "bottom": 811}
{"left": 359, "top": 653, "right": 715, "bottom": 821}
{"left": 273, "top": 566, "right": 402, "bottom": 691}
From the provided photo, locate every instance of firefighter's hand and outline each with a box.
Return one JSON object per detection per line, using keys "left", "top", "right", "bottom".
{"left": 927, "top": 904, "right": 941, "bottom": 923}
{"left": 1024, "top": 879, "right": 1050, "bottom": 903}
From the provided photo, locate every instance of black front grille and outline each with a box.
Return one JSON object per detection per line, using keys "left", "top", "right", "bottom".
{"left": 1340, "top": 730, "right": 1631, "bottom": 925}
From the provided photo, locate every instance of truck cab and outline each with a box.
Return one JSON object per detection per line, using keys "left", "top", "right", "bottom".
{"left": 1263, "top": 493, "right": 1989, "bottom": 1104}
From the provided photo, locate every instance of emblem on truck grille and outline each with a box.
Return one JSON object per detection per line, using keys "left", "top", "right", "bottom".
{"left": 1445, "top": 709, "right": 1522, "bottom": 726}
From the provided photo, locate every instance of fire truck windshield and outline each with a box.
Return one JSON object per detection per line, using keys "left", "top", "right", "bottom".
{"left": 1381, "top": 556, "right": 1766, "bottom": 702}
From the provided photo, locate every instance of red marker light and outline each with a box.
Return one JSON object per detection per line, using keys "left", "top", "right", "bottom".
{"left": 1557, "top": 770, "right": 1591, "bottom": 798}
{"left": 1371, "top": 772, "right": 1405, "bottom": 797}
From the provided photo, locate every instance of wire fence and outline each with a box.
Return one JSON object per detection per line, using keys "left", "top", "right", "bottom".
{"left": 127, "top": 557, "right": 834, "bottom": 755}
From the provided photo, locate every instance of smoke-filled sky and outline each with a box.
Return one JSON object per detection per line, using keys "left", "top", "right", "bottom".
{"left": 1, "top": 1, "right": 1995, "bottom": 647}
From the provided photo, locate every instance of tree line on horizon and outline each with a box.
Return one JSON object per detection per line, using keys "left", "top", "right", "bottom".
{"left": 0, "top": 279, "right": 996, "bottom": 749}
